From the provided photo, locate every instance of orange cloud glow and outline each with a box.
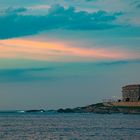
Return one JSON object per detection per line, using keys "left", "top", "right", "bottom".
{"left": 0, "top": 39, "right": 138, "bottom": 61}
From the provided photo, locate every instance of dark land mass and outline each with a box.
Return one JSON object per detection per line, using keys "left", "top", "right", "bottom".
{"left": 25, "top": 109, "right": 45, "bottom": 113}
{"left": 57, "top": 103, "right": 140, "bottom": 114}
{"left": 12, "top": 103, "right": 140, "bottom": 114}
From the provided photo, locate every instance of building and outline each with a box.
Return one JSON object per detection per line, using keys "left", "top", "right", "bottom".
{"left": 122, "top": 85, "right": 140, "bottom": 102}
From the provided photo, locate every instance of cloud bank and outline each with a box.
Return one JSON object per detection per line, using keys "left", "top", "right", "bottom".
{"left": 0, "top": 5, "right": 122, "bottom": 39}
{"left": 0, "top": 59, "right": 139, "bottom": 83}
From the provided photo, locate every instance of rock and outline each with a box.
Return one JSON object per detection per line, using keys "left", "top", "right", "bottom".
{"left": 57, "top": 108, "right": 75, "bottom": 113}
{"left": 25, "top": 109, "right": 45, "bottom": 113}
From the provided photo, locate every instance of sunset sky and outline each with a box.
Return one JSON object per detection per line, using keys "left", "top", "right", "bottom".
{"left": 0, "top": 0, "right": 140, "bottom": 110}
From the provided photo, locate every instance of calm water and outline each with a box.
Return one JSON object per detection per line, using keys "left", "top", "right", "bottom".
{"left": 0, "top": 113, "right": 140, "bottom": 140}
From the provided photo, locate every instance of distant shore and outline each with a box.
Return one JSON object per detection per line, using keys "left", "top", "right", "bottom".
{"left": 57, "top": 102, "right": 140, "bottom": 114}
{"left": 0, "top": 102, "right": 140, "bottom": 114}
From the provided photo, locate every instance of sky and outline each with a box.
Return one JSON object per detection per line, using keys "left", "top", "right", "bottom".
{"left": 0, "top": 0, "right": 140, "bottom": 110}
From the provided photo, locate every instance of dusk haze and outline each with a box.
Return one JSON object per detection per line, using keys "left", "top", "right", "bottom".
{"left": 0, "top": 0, "right": 140, "bottom": 139}
{"left": 0, "top": 0, "right": 140, "bottom": 110}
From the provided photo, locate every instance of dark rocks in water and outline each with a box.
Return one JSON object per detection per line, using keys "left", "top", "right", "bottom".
{"left": 57, "top": 108, "right": 75, "bottom": 113}
{"left": 117, "top": 106, "right": 140, "bottom": 114}
{"left": 25, "top": 109, "right": 45, "bottom": 113}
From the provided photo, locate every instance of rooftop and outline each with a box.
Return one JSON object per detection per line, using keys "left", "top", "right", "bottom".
{"left": 122, "top": 84, "right": 140, "bottom": 89}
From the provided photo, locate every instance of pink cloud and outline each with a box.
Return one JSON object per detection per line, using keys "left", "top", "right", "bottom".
{"left": 0, "top": 39, "right": 139, "bottom": 61}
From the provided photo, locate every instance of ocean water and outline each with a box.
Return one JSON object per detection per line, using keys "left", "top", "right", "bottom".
{"left": 0, "top": 113, "right": 140, "bottom": 140}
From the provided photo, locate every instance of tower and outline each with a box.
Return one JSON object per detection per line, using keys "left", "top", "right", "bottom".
{"left": 122, "top": 85, "right": 140, "bottom": 102}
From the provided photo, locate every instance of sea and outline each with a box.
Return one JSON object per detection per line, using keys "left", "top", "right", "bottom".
{"left": 0, "top": 112, "right": 140, "bottom": 140}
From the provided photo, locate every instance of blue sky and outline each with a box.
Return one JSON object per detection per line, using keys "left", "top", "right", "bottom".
{"left": 0, "top": 0, "right": 140, "bottom": 110}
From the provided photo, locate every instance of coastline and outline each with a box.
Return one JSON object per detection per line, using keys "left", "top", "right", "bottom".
{"left": 0, "top": 102, "right": 140, "bottom": 115}
{"left": 57, "top": 102, "right": 140, "bottom": 114}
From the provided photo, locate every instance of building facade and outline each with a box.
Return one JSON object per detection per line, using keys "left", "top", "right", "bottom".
{"left": 122, "top": 85, "right": 140, "bottom": 102}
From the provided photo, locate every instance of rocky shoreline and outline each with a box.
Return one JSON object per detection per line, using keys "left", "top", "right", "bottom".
{"left": 57, "top": 103, "right": 140, "bottom": 114}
